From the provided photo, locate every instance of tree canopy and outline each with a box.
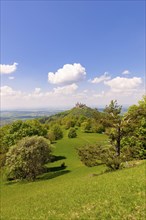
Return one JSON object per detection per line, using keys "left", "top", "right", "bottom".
{"left": 6, "top": 136, "right": 52, "bottom": 181}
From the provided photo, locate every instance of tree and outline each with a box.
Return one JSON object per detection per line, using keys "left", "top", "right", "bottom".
{"left": 68, "top": 128, "right": 77, "bottom": 138}
{"left": 51, "top": 125, "right": 63, "bottom": 140}
{"left": 122, "top": 96, "right": 146, "bottom": 158}
{"left": 65, "top": 119, "right": 76, "bottom": 129}
{"left": 77, "top": 144, "right": 104, "bottom": 167}
{"left": 47, "top": 131, "right": 55, "bottom": 143}
{"left": 77, "top": 144, "right": 126, "bottom": 170}
{"left": 104, "top": 100, "right": 123, "bottom": 156}
{"left": 0, "top": 119, "right": 48, "bottom": 150}
{"left": 6, "top": 136, "right": 52, "bottom": 181}
{"left": 81, "top": 120, "right": 92, "bottom": 133}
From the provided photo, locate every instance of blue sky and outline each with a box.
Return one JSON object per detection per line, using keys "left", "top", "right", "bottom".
{"left": 0, "top": 0, "right": 145, "bottom": 109}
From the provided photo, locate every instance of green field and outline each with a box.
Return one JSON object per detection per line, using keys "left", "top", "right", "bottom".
{"left": 1, "top": 130, "right": 145, "bottom": 220}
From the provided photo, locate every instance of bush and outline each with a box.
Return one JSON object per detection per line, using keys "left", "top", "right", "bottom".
{"left": 96, "top": 125, "right": 105, "bottom": 134}
{"left": 81, "top": 121, "right": 92, "bottom": 133}
{"left": 0, "top": 153, "right": 6, "bottom": 168}
{"left": 51, "top": 125, "right": 63, "bottom": 140}
{"left": 68, "top": 128, "right": 77, "bottom": 138}
{"left": 5, "top": 136, "right": 52, "bottom": 181}
{"left": 77, "top": 144, "right": 104, "bottom": 167}
{"left": 100, "top": 147, "right": 123, "bottom": 170}
{"left": 78, "top": 144, "right": 128, "bottom": 170}
{"left": 47, "top": 131, "right": 55, "bottom": 143}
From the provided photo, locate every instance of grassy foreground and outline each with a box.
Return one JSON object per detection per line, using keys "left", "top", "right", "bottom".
{"left": 1, "top": 130, "right": 145, "bottom": 220}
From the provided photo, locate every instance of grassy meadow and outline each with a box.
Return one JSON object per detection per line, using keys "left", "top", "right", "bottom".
{"left": 1, "top": 129, "right": 145, "bottom": 220}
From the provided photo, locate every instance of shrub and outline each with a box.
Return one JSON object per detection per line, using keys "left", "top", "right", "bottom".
{"left": 6, "top": 136, "right": 52, "bottom": 181}
{"left": 51, "top": 125, "right": 63, "bottom": 140}
{"left": 78, "top": 144, "right": 128, "bottom": 170}
{"left": 68, "top": 128, "right": 77, "bottom": 138}
{"left": 47, "top": 131, "right": 55, "bottom": 143}
{"left": 77, "top": 144, "right": 104, "bottom": 167}
{"left": 96, "top": 125, "right": 105, "bottom": 134}
{"left": 81, "top": 121, "right": 92, "bottom": 133}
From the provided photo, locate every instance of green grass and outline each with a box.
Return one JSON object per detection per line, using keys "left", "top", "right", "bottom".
{"left": 1, "top": 130, "right": 145, "bottom": 220}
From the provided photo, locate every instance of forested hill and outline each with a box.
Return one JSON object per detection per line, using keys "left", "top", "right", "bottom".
{"left": 39, "top": 104, "right": 102, "bottom": 124}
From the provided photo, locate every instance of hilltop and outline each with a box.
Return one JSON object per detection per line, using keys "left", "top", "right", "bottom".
{"left": 40, "top": 103, "right": 102, "bottom": 125}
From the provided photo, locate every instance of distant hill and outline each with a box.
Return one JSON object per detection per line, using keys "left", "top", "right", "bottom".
{"left": 40, "top": 103, "right": 102, "bottom": 124}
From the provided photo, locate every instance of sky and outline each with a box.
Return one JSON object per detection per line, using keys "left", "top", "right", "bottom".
{"left": 0, "top": 0, "right": 145, "bottom": 110}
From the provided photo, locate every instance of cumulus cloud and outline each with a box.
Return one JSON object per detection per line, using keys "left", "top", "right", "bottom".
{"left": 48, "top": 63, "right": 86, "bottom": 85}
{"left": 0, "top": 62, "right": 18, "bottom": 74}
{"left": 104, "top": 77, "right": 142, "bottom": 93}
{"left": 53, "top": 83, "right": 78, "bottom": 95}
{"left": 122, "top": 70, "right": 130, "bottom": 75}
{"left": 90, "top": 72, "right": 111, "bottom": 84}
{"left": 0, "top": 86, "right": 22, "bottom": 96}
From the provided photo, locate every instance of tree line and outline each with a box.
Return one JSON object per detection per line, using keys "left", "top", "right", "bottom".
{"left": 0, "top": 96, "right": 145, "bottom": 180}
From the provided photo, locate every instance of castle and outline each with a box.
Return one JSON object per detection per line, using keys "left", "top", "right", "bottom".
{"left": 75, "top": 102, "right": 87, "bottom": 108}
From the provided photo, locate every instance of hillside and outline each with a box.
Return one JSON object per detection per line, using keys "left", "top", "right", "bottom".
{"left": 40, "top": 104, "right": 102, "bottom": 124}
{"left": 1, "top": 130, "right": 145, "bottom": 220}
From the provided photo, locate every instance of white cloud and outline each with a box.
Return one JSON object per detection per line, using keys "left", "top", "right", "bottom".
{"left": 90, "top": 72, "right": 111, "bottom": 84}
{"left": 53, "top": 83, "right": 78, "bottom": 95}
{"left": 0, "top": 62, "right": 18, "bottom": 74}
{"left": 104, "top": 77, "right": 142, "bottom": 93}
{"left": 34, "top": 88, "right": 41, "bottom": 94}
{"left": 48, "top": 63, "right": 86, "bottom": 85}
{"left": 0, "top": 86, "right": 22, "bottom": 97}
{"left": 1, "top": 78, "right": 144, "bottom": 110}
{"left": 8, "top": 76, "right": 15, "bottom": 80}
{"left": 122, "top": 70, "right": 130, "bottom": 75}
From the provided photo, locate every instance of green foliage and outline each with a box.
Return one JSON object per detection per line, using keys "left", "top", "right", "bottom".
{"left": 68, "top": 128, "right": 77, "bottom": 138}
{"left": 1, "top": 130, "right": 145, "bottom": 220}
{"left": 43, "top": 105, "right": 102, "bottom": 129}
{"left": 77, "top": 144, "right": 129, "bottom": 170}
{"left": 93, "top": 124, "right": 105, "bottom": 133}
{"left": 5, "top": 136, "right": 52, "bottom": 181}
{"left": 81, "top": 120, "right": 92, "bottom": 133}
{"left": 77, "top": 144, "right": 104, "bottom": 167}
{"left": 65, "top": 119, "right": 76, "bottom": 129}
{"left": 122, "top": 96, "right": 146, "bottom": 159}
{"left": 51, "top": 125, "right": 63, "bottom": 140}
{"left": 0, "top": 119, "right": 48, "bottom": 150}
{"left": 47, "top": 131, "right": 55, "bottom": 143}
{"left": 103, "top": 100, "right": 126, "bottom": 158}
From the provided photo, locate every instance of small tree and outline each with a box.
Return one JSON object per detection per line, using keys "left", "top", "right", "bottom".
{"left": 104, "top": 100, "right": 123, "bottom": 156}
{"left": 6, "top": 136, "right": 52, "bottom": 181}
{"left": 51, "top": 125, "right": 63, "bottom": 140}
{"left": 77, "top": 144, "right": 104, "bottom": 167}
{"left": 122, "top": 96, "right": 146, "bottom": 159}
{"left": 81, "top": 120, "right": 92, "bottom": 133}
{"left": 68, "top": 128, "right": 77, "bottom": 138}
{"left": 47, "top": 131, "right": 55, "bottom": 143}
{"left": 77, "top": 144, "right": 127, "bottom": 170}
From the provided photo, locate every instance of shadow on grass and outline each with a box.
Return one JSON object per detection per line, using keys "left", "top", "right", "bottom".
{"left": 37, "top": 169, "right": 70, "bottom": 181}
{"left": 51, "top": 155, "right": 66, "bottom": 163}
{"left": 46, "top": 165, "right": 67, "bottom": 172}
{"left": 5, "top": 169, "right": 70, "bottom": 185}
{"left": 5, "top": 165, "right": 70, "bottom": 185}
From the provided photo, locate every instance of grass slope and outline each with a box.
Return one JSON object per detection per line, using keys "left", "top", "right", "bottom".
{"left": 1, "top": 130, "right": 145, "bottom": 220}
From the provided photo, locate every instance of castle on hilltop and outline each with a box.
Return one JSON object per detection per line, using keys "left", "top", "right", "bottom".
{"left": 75, "top": 102, "right": 87, "bottom": 108}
